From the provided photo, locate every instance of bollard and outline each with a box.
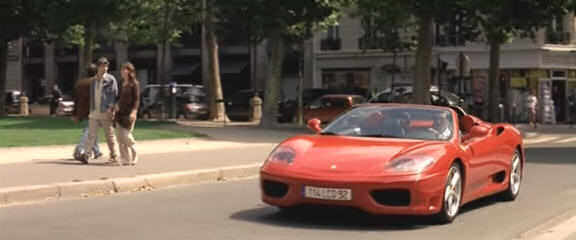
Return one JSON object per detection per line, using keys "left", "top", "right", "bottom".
{"left": 19, "top": 94, "right": 29, "bottom": 116}
{"left": 249, "top": 94, "right": 262, "bottom": 122}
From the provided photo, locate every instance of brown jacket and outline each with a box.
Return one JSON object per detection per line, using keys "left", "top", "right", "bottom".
{"left": 73, "top": 77, "right": 93, "bottom": 121}
{"left": 115, "top": 80, "right": 141, "bottom": 128}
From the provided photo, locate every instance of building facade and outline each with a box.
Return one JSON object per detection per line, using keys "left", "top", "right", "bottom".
{"left": 307, "top": 14, "right": 576, "bottom": 123}
{"left": 4, "top": 25, "right": 269, "bottom": 104}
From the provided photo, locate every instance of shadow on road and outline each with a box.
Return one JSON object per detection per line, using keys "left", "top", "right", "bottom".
{"left": 230, "top": 205, "right": 434, "bottom": 231}
{"left": 526, "top": 147, "right": 576, "bottom": 165}
{"left": 230, "top": 194, "right": 505, "bottom": 230}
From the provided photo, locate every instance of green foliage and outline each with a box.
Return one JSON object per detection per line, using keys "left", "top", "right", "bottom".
{"left": 111, "top": 0, "right": 201, "bottom": 45}
{"left": 0, "top": 0, "right": 43, "bottom": 41}
{"left": 356, "top": 0, "right": 416, "bottom": 52}
{"left": 218, "top": 0, "right": 354, "bottom": 44}
{"left": 472, "top": 0, "right": 570, "bottom": 43}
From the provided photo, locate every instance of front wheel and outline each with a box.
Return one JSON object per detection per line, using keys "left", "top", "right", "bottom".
{"left": 500, "top": 150, "right": 522, "bottom": 201}
{"left": 435, "top": 163, "right": 463, "bottom": 224}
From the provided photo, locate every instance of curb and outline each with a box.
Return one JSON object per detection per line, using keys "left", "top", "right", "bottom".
{"left": 514, "top": 208, "right": 576, "bottom": 240}
{"left": 0, "top": 163, "right": 261, "bottom": 207}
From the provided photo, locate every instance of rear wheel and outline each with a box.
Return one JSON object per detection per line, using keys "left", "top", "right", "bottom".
{"left": 500, "top": 150, "right": 522, "bottom": 201}
{"left": 435, "top": 163, "right": 463, "bottom": 224}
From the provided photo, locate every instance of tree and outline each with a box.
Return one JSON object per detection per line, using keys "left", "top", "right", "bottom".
{"left": 356, "top": 0, "right": 473, "bottom": 105}
{"left": 471, "top": 0, "right": 570, "bottom": 122}
{"left": 0, "top": 0, "right": 43, "bottom": 117}
{"left": 39, "top": 0, "right": 128, "bottom": 76}
{"left": 357, "top": 0, "right": 416, "bottom": 93}
{"left": 218, "top": 0, "right": 352, "bottom": 127}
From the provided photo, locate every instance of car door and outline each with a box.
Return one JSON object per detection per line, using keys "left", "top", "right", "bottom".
{"left": 461, "top": 129, "right": 496, "bottom": 199}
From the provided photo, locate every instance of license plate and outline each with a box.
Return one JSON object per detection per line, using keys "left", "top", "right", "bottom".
{"left": 303, "top": 186, "right": 352, "bottom": 201}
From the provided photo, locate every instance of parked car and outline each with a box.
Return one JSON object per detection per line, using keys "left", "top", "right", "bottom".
{"left": 301, "top": 94, "right": 366, "bottom": 123}
{"left": 140, "top": 84, "right": 209, "bottom": 119}
{"left": 56, "top": 95, "right": 74, "bottom": 116}
{"left": 3, "top": 90, "right": 22, "bottom": 114}
{"left": 369, "top": 85, "right": 466, "bottom": 110}
{"left": 261, "top": 104, "right": 524, "bottom": 223}
{"left": 278, "top": 88, "right": 339, "bottom": 123}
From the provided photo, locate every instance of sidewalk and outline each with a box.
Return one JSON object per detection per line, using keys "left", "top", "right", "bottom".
{"left": 513, "top": 123, "right": 576, "bottom": 139}
{"left": 0, "top": 123, "right": 311, "bottom": 205}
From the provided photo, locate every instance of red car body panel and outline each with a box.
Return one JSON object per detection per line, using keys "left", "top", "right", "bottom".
{"left": 260, "top": 104, "right": 525, "bottom": 216}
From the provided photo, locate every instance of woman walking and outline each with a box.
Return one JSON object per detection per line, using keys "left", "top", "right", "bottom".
{"left": 114, "top": 63, "right": 141, "bottom": 165}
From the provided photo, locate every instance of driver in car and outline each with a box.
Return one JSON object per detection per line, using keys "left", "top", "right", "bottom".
{"left": 430, "top": 112, "right": 452, "bottom": 140}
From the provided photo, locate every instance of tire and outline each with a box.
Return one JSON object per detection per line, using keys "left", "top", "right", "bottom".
{"left": 435, "top": 162, "right": 463, "bottom": 224}
{"left": 499, "top": 150, "right": 522, "bottom": 201}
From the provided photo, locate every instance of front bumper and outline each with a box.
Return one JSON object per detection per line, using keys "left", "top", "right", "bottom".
{"left": 260, "top": 170, "right": 446, "bottom": 216}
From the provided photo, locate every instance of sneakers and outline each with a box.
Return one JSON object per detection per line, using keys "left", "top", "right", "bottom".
{"left": 106, "top": 158, "right": 122, "bottom": 166}
{"left": 93, "top": 152, "right": 103, "bottom": 159}
{"left": 78, "top": 153, "right": 89, "bottom": 164}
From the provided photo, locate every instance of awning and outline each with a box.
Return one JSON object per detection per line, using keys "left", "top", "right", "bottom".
{"left": 171, "top": 63, "right": 200, "bottom": 76}
{"left": 220, "top": 61, "right": 248, "bottom": 74}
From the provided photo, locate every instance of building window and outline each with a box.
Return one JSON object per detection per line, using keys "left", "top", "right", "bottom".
{"left": 321, "top": 25, "right": 342, "bottom": 51}
{"left": 435, "top": 16, "right": 466, "bottom": 47}
{"left": 546, "top": 16, "right": 570, "bottom": 44}
{"left": 322, "top": 69, "right": 370, "bottom": 93}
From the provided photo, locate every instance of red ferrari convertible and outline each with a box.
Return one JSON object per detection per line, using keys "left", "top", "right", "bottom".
{"left": 260, "top": 104, "right": 525, "bottom": 223}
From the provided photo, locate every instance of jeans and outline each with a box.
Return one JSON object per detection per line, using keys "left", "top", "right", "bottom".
{"left": 75, "top": 125, "right": 101, "bottom": 156}
{"left": 84, "top": 118, "right": 118, "bottom": 160}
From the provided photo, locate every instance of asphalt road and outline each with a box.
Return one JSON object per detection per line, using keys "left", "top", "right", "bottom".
{"left": 1, "top": 146, "right": 575, "bottom": 240}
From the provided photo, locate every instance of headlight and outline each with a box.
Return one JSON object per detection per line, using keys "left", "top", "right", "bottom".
{"left": 266, "top": 146, "right": 295, "bottom": 165}
{"left": 387, "top": 156, "right": 436, "bottom": 173}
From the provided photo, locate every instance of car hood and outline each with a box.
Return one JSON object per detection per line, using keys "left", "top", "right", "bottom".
{"left": 282, "top": 135, "right": 449, "bottom": 176}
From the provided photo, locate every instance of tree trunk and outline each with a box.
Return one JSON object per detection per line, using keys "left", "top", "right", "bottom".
{"left": 413, "top": 15, "right": 433, "bottom": 105}
{"left": 80, "top": 20, "right": 96, "bottom": 78}
{"left": 205, "top": 0, "right": 228, "bottom": 122}
{"left": 488, "top": 37, "right": 501, "bottom": 122}
{"left": 0, "top": 40, "right": 8, "bottom": 117}
{"left": 297, "top": 40, "right": 304, "bottom": 126}
{"left": 259, "top": 36, "right": 285, "bottom": 128}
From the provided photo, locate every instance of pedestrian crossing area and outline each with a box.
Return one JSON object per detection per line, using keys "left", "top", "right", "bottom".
{"left": 523, "top": 135, "right": 576, "bottom": 145}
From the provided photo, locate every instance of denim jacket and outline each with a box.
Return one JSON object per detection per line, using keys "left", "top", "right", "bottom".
{"left": 90, "top": 73, "right": 118, "bottom": 113}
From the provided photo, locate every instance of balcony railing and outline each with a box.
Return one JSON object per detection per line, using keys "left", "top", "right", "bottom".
{"left": 358, "top": 37, "right": 383, "bottom": 50}
{"left": 546, "top": 32, "right": 571, "bottom": 44}
{"left": 320, "top": 38, "right": 342, "bottom": 51}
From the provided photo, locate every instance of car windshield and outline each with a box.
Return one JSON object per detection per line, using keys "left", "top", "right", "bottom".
{"left": 322, "top": 105, "right": 455, "bottom": 141}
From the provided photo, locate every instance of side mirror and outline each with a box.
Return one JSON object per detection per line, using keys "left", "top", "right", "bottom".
{"left": 307, "top": 118, "right": 322, "bottom": 133}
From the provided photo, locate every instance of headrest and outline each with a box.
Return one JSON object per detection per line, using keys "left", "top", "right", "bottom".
{"left": 461, "top": 115, "right": 480, "bottom": 132}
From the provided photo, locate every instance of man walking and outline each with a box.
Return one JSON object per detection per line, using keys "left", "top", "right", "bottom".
{"left": 526, "top": 89, "right": 538, "bottom": 129}
{"left": 568, "top": 88, "right": 576, "bottom": 127}
{"left": 72, "top": 63, "right": 102, "bottom": 161}
{"left": 50, "top": 84, "right": 62, "bottom": 116}
{"left": 81, "top": 57, "right": 119, "bottom": 165}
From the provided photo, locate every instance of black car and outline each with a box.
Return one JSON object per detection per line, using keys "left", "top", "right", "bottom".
{"left": 4, "top": 90, "right": 22, "bottom": 114}
{"left": 369, "top": 85, "right": 466, "bottom": 110}
{"left": 140, "top": 85, "right": 209, "bottom": 120}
